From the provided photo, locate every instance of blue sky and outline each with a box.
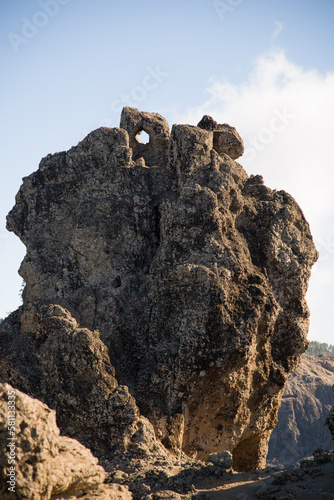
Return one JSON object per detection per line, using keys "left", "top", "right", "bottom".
{"left": 1, "top": 0, "right": 334, "bottom": 345}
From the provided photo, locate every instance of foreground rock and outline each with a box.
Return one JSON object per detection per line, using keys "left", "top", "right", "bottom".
{"left": 268, "top": 353, "right": 334, "bottom": 466}
{"left": 0, "top": 303, "right": 170, "bottom": 463}
{"left": 1, "top": 108, "right": 318, "bottom": 471}
{"left": 0, "top": 383, "right": 132, "bottom": 500}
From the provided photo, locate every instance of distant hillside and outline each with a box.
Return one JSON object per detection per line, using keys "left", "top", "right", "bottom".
{"left": 307, "top": 340, "right": 334, "bottom": 356}
{"left": 268, "top": 353, "right": 334, "bottom": 466}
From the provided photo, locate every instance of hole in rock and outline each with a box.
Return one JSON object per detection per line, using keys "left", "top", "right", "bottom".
{"left": 136, "top": 130, "right": 150, "bottom": 144}
{"left": 113, "top": 275, "right": 122, "bottom": 288}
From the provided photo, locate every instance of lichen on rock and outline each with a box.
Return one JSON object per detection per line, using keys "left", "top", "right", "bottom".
{"left": 1, "top": 107, "right": 318, "bottom": 472}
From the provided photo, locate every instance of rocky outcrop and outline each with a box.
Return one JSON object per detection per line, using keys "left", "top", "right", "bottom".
{"left": 0, "top": 383, "right": 132, "bottom": 500}
{"left": 0, "top": 303, "right": 170, "bottom": 463}
{"left": 267, "top": 353, "right": 334, "bottom": 465}
{"left": 1, "top": 107, "right": 317, "bottom": 471}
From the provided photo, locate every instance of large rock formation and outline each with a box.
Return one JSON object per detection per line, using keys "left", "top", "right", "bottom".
{"left": 0, "top": 107, "right": 318, "bottom": 471}
{"left": 268, "top": 353, "right": 334, "bottom": 465}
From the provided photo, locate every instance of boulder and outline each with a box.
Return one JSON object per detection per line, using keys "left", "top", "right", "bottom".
{"left": 0, "top": 383, "right": 132, "bottom": 500}
{"left": 197, "top": 114, "right": 244, "bottom": 159}
{"left": 208, "top": 450, "right": 233, "bottom": 468}
{"left": 0, "top": 303, "right": 169, "bottom": 463}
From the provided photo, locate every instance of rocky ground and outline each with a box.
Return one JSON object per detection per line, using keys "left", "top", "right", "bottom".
{"left": 102, "top": 449, "right": 334, "bottom": 499}
{"left": 190, "top": 452, "right": 334, "bottom": 499}
{"left": 1, "top": 381, "right": 333, "bottom": 499}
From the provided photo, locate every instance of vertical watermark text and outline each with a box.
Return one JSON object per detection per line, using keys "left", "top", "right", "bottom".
{"left": 7, "top": 389, "right": 17, "bottom": 494}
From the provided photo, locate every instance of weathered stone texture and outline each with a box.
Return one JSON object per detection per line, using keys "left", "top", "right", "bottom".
{"left": 1, "top": 107, "right": 318, "bottom": 471}
{"left": 0, "top": 383, "right": 111, "bottom": 500}
{"left": 197, "top": 114, "right": 244, "bottom": 159}
{"left": 0, "top": 303, "right": 169, "bottom": 463}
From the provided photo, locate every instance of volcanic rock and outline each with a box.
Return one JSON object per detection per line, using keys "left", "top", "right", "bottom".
{"left": 1, "top": 107, "right": 318, "bottom": 471}
{"left": 208, "top": 450, "right": 233, "bottom": 468}
{"left": 197, "top": 114, "right": 244, "bottom": 159}
{"left": 0, "top": 383, "right": 132, "bottom": 500}
{"left": 0, "top": 303, "right": 170, "bottom": 463}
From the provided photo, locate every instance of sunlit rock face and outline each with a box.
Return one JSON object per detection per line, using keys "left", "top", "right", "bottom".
{"left": 2, "top": 107, "right": 317, "bottom": 471}
{"left": 0, "top": 382, "right": 132, "bottom": 500}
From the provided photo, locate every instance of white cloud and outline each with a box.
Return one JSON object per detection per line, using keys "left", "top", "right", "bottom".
{"left": 173, "top": 49, "right": 334, "bottom": 343}
{"left": 271, "top": 20, "right": 283, "bottom": 41}
{"left": 174, "top": 49, "right": 334, "bottom": 228}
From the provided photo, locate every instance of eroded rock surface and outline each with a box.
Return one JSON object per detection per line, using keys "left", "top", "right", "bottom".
{"left": 268, "top": 353, "right": 334, "bottom": 466}
{"left": 1, "top": 107, "right": 318, "bottom": 471}
{"left": 0, "top": 303, "right": 170, "bottom": 463}
{"left": 0, "top": 383, "right": 131, "bottom": 500}
{"left": 197, "top": 114, "right": 244, "bottom": 159}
